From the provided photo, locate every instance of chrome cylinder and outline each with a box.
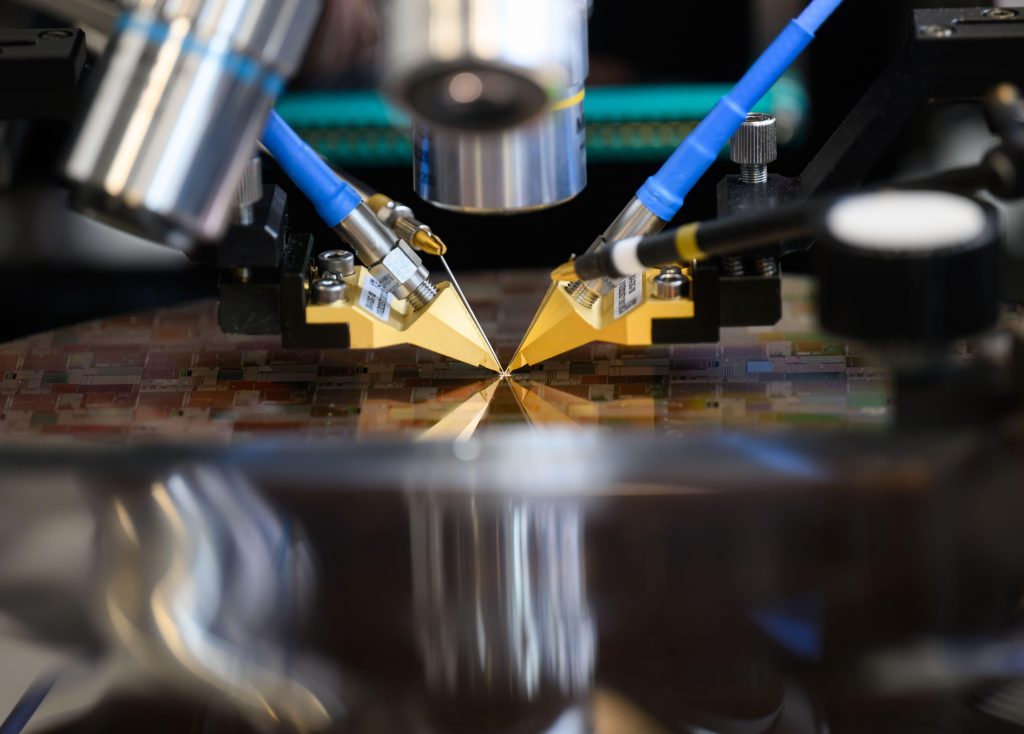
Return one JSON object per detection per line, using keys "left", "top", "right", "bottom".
{"left": 63, "top": 0, "right": 321, "bottom": 247}
{"left": 334, "top": 202, "right": 436, "bottom": 309}
{"left": 384, "top": 0, "right": 590, "bottom": 213}
{"left": 383, "top": 0, "right": 588, "bottom": 131}
{"left": 413, "top": 84, "right": 588, "bottom": 213}
{"left": 409, "top": 493, "right": 595, "bottom": 702}
{"left": 593, "top": 196, "right": 668, "bottom": 254}
{"left": 99, "top": 466, "right": 339, "bottom": 730}
{"left": 567, "top": 196, "right": 667, "bottom": 307}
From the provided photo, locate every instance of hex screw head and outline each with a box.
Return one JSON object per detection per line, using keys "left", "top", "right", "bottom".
{"left": 312, "top": 276, "right": 348, "bottom": 304}
{"left": 652, "top": 267, "right": 689, "bottom": 300}
{"left": 318, "top": 250, "right": 356, "bottom": 277}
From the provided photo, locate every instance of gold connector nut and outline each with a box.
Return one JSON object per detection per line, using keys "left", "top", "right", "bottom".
{"left": 366, "top": 193, "right": 447, "bottom": 256}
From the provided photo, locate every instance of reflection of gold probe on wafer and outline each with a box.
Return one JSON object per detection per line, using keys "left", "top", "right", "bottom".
{"left": 508, "top": 380, "right": 655, "bottom": 427}
{"left": 307, "top": 266, "right": 502, "bottom": 373}
{"left": 508, "top": 267, "right": 695, "bottom": 371}
{"left": 355, "top": 378, "right": 502, "bottom": 439}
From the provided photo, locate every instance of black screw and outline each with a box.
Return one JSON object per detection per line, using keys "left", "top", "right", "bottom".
{"left": 39, "top": 30, "right": 73, "bottom": 40}
{"left": 982, "top": 8, "right": 1018, "bottom": 19}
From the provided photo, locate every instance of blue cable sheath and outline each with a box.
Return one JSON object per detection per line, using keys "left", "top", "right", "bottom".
{"left": 0, "top": 677, "right": 55, "bottom": 734}
{"left": 261, "top": 110, "right": 362, "bottom": 227}
{"left": 636, "top": 0, "right": 845, "bottom": 221}
{"left": 797, "top": 0, "right": 845, "bottom": 31}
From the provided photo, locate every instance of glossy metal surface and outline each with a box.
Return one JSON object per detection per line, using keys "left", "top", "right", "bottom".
{"left": 413, "top": 87, "right": 588, "bottom": 213}
{"left": 63, "top": 0, "right": 320, "bottom": 246}
{"left": 383, "top": 0, "right": 588, "bottom": 129}
{"left": 3, "top": 279, "right": 1022, "bottom": 730}
{"left": 2, "top": 425, "right": 1024, "bottom": 732}
{"left": 100, "top": 466, "right": 340, "bottom": 730}
{"left": 334, "top": 202, "right": 436, "bottom": 308}
{"left": 387, "top": 0, "right": 590, "bottom": 213}
{"left": 410, "top": 493, "right": 594, "bottom": 701}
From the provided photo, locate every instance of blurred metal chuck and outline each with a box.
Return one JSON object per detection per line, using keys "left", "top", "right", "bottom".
{"left": 100, "top": 465, "right": 342, "bottom": 730}
{"left": 409, "top": 494, "right": 595, "bottom": 707}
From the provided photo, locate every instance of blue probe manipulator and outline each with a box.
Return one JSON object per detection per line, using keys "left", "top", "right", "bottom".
{"left": 569, "top": 0, "right": 845, "bottom": 296}
{"left": 261, "top": 110, "right": 439, "bottom": 310}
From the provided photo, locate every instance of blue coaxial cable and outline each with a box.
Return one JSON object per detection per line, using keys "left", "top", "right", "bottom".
{"left": 261, "top": 110, "right": 363, "bottom": 228}
{"left": 1, "top": 677, "right": 55, "bottom": 734}
{"left": 636, "top": 0, "right": 845, "bottom": 222}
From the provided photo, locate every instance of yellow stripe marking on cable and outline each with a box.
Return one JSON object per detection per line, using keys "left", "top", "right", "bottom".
{"left": 674, "top": 223, "right": 706, "bottom": 262}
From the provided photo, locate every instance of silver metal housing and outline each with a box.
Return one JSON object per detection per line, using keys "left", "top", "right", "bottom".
{"left": 384, "top": 0, "right": 590, "bottom": 213}
{"left": 382, "top": 0, "right": 588, "bottom": 130}
{"left": 413, "top": 82, "right": 588, "bottom": 213}
{"left": 409, "top": 493, "right": 595, "bottom": 701}
{"left": 63, "top": 0, "right": 321, "bottom": 247}
{"left": 334, "top": 202, "right": 437, "bottom": 310}
{"left": 232, "top": 156, "right": 264, "bottom": 226}
{"left": 566, "top": 196, "right": 667, "bottom": 307}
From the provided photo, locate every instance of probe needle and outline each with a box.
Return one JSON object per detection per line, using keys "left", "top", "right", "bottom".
{"left": 440, "top": 256, "right": 503, "bottom": 373}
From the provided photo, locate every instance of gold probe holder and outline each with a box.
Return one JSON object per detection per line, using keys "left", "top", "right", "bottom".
{"left": 306, "top": 267, "right": 501, "bottom": 372}
{"left": 508, "top": 267, "right": 697, "bottom": 371}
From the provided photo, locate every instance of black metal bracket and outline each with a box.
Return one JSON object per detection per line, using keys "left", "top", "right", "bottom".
{"left": 0, "top": 28, "right": 86, "bottom": 120}
{"left": 213, "top": 182, "right": 351, "bottom": 348}
{"left": 713, "top": 174, "right": 799, "bottom": 328}
{"left": 217, "top": 231, "right": 352, "bottom": 349}
{"left": 802, "top": 7, "right": 1024, "bottom": 197}
{"left": 702, "top": 6, "right": 1024, "bottom": 334}
{"left": 651, "top": 262, "right": 722, "bottom": 345}
{"left": 280, "top": 233, "right": 351, "bottom": 349}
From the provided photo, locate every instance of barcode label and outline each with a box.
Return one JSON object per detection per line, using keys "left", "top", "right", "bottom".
{"left": 359, "top": 276, "right": 393, "bottom": 321}
{"left": 613, "top": 274, "right": 641, "bottom": 319}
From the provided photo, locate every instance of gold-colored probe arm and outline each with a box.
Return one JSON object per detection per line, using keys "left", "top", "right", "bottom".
{"left": 508, "top": 269, "right": 696, "bottom": 372}
{"left": 308, "top": 267, "right": 502, "bottom": 373}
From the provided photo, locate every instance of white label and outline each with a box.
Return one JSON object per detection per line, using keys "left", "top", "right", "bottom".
{"left": 382, "top": 248, "right": 419, "bottom": 283}
{"left": 613, "top": 274, "right": 642, "bottom": 319}
{"left": 359, "top": 276, "right": 393, "bottom": 322}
